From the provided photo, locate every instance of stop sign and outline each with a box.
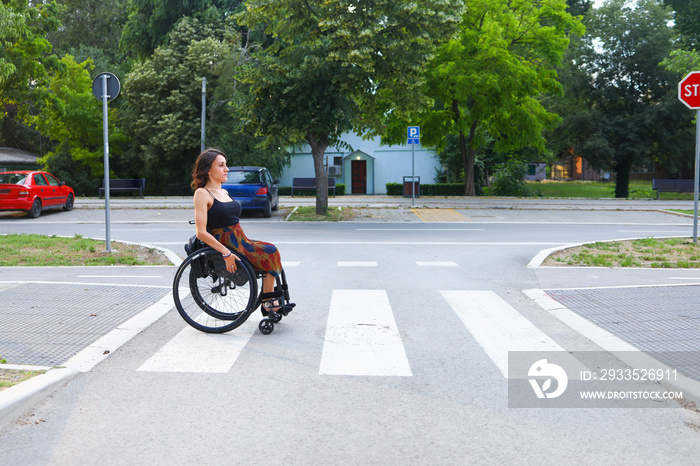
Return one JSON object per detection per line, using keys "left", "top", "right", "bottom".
{"left": 679, "top": 71, "right": 700, "bottom": 109}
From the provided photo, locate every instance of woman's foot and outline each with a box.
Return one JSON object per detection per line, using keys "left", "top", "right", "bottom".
{"left": 262, "top": 298, "right": 283, "bottom": 316}
{"left": 262, "top": 298, "right": 295, "bottom": 317}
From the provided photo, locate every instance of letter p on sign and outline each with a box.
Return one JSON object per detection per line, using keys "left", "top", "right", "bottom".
{"left": 679, "top": 72, "right": 700, "bottom": 109}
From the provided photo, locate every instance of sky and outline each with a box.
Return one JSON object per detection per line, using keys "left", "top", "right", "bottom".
{"left": 593, "top": 0, "right": 639, "bottom": 7}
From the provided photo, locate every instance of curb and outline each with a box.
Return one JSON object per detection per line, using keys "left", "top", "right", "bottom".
{"left": 0, "top": 283, "right": 176, "bottom": 432}
{"left": 0, "top": 368, "right": 79, "bottom": 432}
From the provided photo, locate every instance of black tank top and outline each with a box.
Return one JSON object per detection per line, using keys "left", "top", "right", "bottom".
{"left": 206, "top": 191, "right": 242, "bottom": 230}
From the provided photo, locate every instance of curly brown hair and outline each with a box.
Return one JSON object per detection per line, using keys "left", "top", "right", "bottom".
{"left": 191, "top": 148, "right": 226, "bottom": 190}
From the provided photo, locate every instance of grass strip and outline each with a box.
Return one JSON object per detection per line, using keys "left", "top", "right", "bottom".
{"left": 545, "top": 237, "right": 700, "bottom": 268}
{"left": 0, "top": 234, "right": 171, "bottom": 266}
{"left": 286, "top": 206, "right": 357, "bottom": 221}
{"left": 0, "top": 369, "right": 47, "bottom": 391}
{"left": 528, "top": 181, "right": 695, "bottom": 200}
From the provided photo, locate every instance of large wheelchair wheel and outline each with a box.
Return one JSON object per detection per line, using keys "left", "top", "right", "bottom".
{"left": 173, "top": 247, "right": 258, "bottom": 333}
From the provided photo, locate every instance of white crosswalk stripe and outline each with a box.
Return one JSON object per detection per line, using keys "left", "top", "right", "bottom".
{"left": 337, "top": 261, "right": 378, "bottom": 267}
{"left": 138, "top": 318, "right": 257, "bottom": 373}
{"left": 440, "top": 290, "right": 569, "bottom": 378}
{"left": 416, "top": 261, "right": 458, "bottom": 267}
{"left": 319, "top": 290, "right": 412, "bottom": 376}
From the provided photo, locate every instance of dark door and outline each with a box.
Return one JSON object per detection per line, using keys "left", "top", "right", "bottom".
{"left": 351, "top": 160, "right": 367, "bottom": 194}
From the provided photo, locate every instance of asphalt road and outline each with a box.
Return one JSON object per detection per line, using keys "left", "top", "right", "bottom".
{"left": 0, "top": 197, "right": 699, "bottom": 464}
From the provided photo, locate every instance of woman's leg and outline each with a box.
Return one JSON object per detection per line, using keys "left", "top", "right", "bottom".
{"left": 262, "top": 272, "right": 284, "bottom": 313}
{"left": 262, "top": 273, "right": 275, "bottom": 294}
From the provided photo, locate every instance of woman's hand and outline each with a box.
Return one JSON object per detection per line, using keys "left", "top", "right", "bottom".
{"left": 223, "top": 252, "right": 239, "bottom": 272}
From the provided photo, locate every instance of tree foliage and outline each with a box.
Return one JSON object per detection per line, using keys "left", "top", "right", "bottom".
{"left": 390, "top": 0, "right": 583, "bottom": 196}
{"left": 0, "top": 1, "right": 29, "bottom": 84}
{"left": 0, "top": 0, "right": 61, "bottom": 152}
{"left": 551, "top": 0, "right": 688, "bottom": 197}
{"left": 566, "top": 0, "right": 593, "bottom": 17}
{"left": 235, "top": 0, "right": 463, "bottom": 213}
{"left": 120, "top": 17, "right": 280, "bottom": 194}
{"left": 49, "top": 0, "right": 129, "bottom": 61}
{"left": 663, "top": 0, "right": 700, "bottom": 49}
{"left": 120, "top": 0, "right": 243, "bottom": 59}
{"left": 31, "top": 55, "right": 111, "bottom": 178}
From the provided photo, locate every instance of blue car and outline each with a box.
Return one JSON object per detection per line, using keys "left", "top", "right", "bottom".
{"left": 222, "top": 166, "right": 279, "bottom": 218}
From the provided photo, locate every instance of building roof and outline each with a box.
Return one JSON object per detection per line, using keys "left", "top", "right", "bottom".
{"left": 345, "top": 150, "right": 374, "bottom": 160}
{"left": 0, "top": 147, "right": 40, "bottom": 164}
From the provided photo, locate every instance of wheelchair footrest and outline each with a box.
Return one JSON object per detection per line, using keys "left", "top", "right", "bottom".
{"left": 261, "top": 302, "right": 295, "bottom": 318}
{"left": 278, "top": 303, "right": 295, "bottom": 316}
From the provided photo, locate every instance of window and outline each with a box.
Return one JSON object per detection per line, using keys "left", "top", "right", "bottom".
{"left": 33, "top": 174, "right": 48, "bottom": 185}
{"left": 0, "top": 173, "right": 27, "bottom": 184}
{"left": 227, "top": 171, "right": 261, "bottom": 184}
{"left": 263, "top": 170, "right": 274, "bottom": 186}
{"left": 45, "top": 173, "right": 60, "bottom": 186}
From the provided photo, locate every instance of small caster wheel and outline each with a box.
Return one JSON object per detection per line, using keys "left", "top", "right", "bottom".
{"left": 270, "top": 311, "right": 282, "bottom": 323}
{"left": 259, "top": 319, "right": 274, "bottom": 335}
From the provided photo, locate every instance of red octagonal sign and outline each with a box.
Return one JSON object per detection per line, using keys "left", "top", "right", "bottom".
{"left": 679, "top": 71, "right": 700, "bottom": 109}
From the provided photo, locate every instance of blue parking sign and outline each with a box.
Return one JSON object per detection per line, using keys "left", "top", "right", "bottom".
{"left": 407, "top": 126, "right": 420, "bottom": 144}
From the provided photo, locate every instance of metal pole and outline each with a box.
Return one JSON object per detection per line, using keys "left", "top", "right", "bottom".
{"left": 201, "top": 77, "right": 206, "bottom": 152}
{"left": 694, "top": 108, "right": 700, "bottom": 244}
{"left": 411, "top": 144, "right": 415, "bottom": 207}
{"left": 102, "top": 74, "right": 111, "bottom": 252}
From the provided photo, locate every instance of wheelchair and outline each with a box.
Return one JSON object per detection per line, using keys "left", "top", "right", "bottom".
{"left": 172, "top": 234, "right": 295, "bottom": 334}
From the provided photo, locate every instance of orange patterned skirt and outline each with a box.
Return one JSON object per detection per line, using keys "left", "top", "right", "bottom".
{"left": 210, "top": 224, "right": 282, "bottom": 278}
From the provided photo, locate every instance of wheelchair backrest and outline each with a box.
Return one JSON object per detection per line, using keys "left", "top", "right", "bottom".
{"left": 185, "top": 235, "right": 206, "bottom": 256}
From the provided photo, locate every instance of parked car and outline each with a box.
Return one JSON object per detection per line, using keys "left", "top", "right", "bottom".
{"left": 222, "top": 166, "right": 279, "bottom": 218}
{"left": 0, "top": 171, "right": 75, "bottom": 218}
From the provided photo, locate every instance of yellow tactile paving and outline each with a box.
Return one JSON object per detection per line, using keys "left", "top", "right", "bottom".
{"left": 410, "top": 208, "right": 470, "bottom": 222}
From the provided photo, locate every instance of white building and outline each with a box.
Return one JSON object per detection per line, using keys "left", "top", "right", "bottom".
{"left": 278, "top": 132, "right": 441, "bottom": 194}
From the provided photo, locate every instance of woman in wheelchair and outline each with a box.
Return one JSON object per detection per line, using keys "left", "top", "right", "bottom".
{"left": 191, "top": 148, "right": 289, "bottom": 316}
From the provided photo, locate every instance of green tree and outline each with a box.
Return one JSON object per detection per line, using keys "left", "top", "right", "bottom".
{"left": 120, "top": 0, "right": 243, "bottom": 59}
{"left": 236, "top": 0, "right": 463, "bottom": 214}
{"left": 554, "top": 0, "right": 687, "bottom": 197}
{"left": 390, "top": 0, "right": 583, "bottom": 196}
{"left": 0, "top": 1, "right": 29, "bottom": 84}
{"left": 0, "top": 0, "right": 61, "bottom": 152}
{"left": 661, "top": 1, "right": 700, "bottom": 84}
{"left": 566, "top": 0, "right": 592, "bottom": 17}
{"left": 121, "top": 17, "right": 275, "bottom": 193}
{"left": 47, "top": 0, "right": 132, "bottom": 80}
{"left": 663, "top": 0, "right": 700, "bottom": 49}
{"left": 31, "top": 55, "right": 113, "bottom": 179}
{"left": 49, "top": 0, "right": 129, "bottom": 61}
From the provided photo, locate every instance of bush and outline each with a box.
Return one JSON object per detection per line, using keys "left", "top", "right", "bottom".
{"left": 386, "top": 183, "right": 402, "bottom": 195}
{"left": 486, "top": 160, "right": 539, "bottom": 197}
{"left": 386, "top": 182, "right": 465, "bottom": 196}
{"left": 423, "top": 183, "right": 465, "bottom": 196}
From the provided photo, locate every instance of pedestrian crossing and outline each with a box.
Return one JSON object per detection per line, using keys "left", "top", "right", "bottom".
{"left": 138, "top": 289, "right": 570, "bottom": 378}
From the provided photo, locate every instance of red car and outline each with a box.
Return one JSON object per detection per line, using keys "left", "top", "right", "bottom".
{"left": 0, "top": 171, "right": 75, "bottom": 218}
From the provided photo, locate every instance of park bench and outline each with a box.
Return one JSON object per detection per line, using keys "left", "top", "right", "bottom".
{"left": 651, "top": 179, "right": 694, "bottom": 199}
{"left": 99, "top": 178, "right": 145, "bottom": 198}
{"left": 291, "top": 177, "right": 335, "bottom": 197}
